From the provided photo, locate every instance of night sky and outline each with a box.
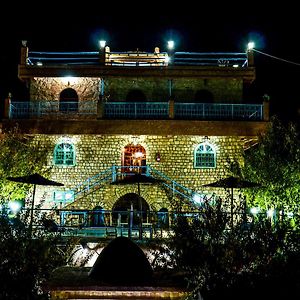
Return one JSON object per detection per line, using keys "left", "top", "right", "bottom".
{"left": 0, "top": 4, "right": 299, "bottom": 122}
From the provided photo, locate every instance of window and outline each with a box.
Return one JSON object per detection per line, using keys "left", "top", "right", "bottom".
{"left": 53, "top": 190, "right": 74, "bottom": 204}
{"left": 194, "top": 142, "right": 216, "bottom": 168}
{"left": 54, "top": 143, "right": 75, "bottom": 166}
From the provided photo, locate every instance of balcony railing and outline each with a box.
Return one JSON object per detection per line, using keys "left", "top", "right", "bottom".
{"left": 8, "top": 101, "right": 263, "bottom": 121}
{"left": 9, "top": 101, "right": 97, "bottom": 119}
{"left": 104, "top": 102, "right": 169, "bottom": 119}
{"left": 26, "top": 50, "right": 248, "bottom": 67}
{"left": 174, "top": 103, "right": 263, "bottom": 120}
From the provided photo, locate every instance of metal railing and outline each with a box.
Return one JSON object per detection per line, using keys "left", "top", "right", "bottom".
{"left": 104, "top": 102, "right": 169, "bottom": 119}
{"left": 173, "top": 52, "right": 248, "bottom": 67}
{"left": 66, "top": 165, "right": 201, "bottom": 204}
{"left": 9, "top": 101, "right": 263, "bottom": 120}
{"left": 9, "top": 101, "right": 97, "bottom": 119}
{"left": 26, "top": 50, "right": 248, "bottom": 67}
{"left": 174, "top": 103, "right": 263, "bottom": 120}
{"left": 2, "top": 207, "right": 251, "bottom": 240}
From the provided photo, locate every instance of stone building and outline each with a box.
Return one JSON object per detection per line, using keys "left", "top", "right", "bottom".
{"left": 2, "top": 42, "right": 269, "bottom": 235}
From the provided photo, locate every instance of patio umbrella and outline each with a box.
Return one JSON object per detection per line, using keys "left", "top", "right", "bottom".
{"left": 202, "top": 176, "right": 261, "bottom": 227}
{"left": 111, "top": 173, "right": 164, "bottom": 239}
{"left": 7, "top": 173, "right": 64, "bottom": 235}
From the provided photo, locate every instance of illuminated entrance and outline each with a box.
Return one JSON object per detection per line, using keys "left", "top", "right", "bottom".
{"left": 122, "top": 144, "right": 146, "bottom": 173}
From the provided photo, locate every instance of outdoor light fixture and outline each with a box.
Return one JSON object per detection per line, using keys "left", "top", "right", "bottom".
{"left": 8, "top": 200, "right": 23, "bottom": 214}
{"left": 167, "top": 40, "right": 175, "bottom": 50}
{"left": 155, "top": 152, "right": 161, "bottom": 162}
{"left": 247, "top": 41, "right": 255, "bottom": 50}
{"left": 192, "top": 193, "right": 203, "bottom": 205}
{"left": 250, "top": 207, "right": 260, "bottom": 215}
{"left": 61, "top": 76, "right": 78, "bottom": 86}
{"left": 99, "top": 40, "right": 106, "bottom": 48}
{"left": 267, "top": 208, "right": 275, "bottom": 218}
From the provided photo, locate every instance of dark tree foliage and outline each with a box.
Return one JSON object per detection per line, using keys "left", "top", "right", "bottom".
{"left": 0, "top": 211, "right": 71, "bottom": 300}
{"left": 0, "top": 125, "right": 50, "bottom": 204}
{"left": 166, "top": 200, "right": 300, "bottom": 300}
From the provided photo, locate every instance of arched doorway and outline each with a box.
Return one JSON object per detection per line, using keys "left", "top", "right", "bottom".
{"left": 59, "top": 88, "right": 79, "bottom": 112}
{"left": 126, "top": 89, "right": 146, "bottom": 102}
{"left": 122, "top": 144, "right": 146, "bottom": 173}
{"left": 112, "top": 193, "right": 149, "bottom": 226}
{"left": 90, "top": 205, "right": 106, "bottom": 227}
{"left": 157, "top": 207, "right": 169, "bottom": 228}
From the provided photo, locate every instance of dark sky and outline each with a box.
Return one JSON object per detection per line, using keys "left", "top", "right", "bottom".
{"left": 0, "top": 4, "right": 299, "bottom": 121}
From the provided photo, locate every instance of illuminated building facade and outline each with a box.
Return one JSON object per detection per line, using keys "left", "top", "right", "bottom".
{"left": 2, "top": 42, "right": 269, "bottom": 236}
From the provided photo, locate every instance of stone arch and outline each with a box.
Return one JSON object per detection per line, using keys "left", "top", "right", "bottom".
{"left": 59, "top": 88, "right": 79, "bottom": 112}
{"left": 194, "top": 89, "right": 214, "bottom": 103}
{"left": 112, "top": 193, "right": 150, "bottom": 226}
{"left": 126, "top": 89, "right": 147, "bottom": 102}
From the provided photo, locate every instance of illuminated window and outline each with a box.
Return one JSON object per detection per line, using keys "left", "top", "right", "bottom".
{"left": 54, "top": 143, "right": 75, "bottom": 166}
{"left": 194, "top": 143, "right": 216, "bottom": 168}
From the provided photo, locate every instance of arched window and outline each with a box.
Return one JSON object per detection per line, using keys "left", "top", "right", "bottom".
{"left": 126, "top": 89, "right": 146, "bottom": 102}
{"left": 194, "top": 142, "right": 216, "bottom": 168}
{"left": 59, "top": 88, "right": 78, "bottom": 112}
{"left": 54, "top": 143, "right": 75, "bottom": 166}
{"left": 194, "top": 89, "right": 214, "bottom": 103}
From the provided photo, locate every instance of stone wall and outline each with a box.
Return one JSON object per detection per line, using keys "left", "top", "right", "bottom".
{"left": 29, "top": 76, "right": 243, "bottom": 103}
{"left": 30, "top": 77, "right": 101, "bottom": 101}
{"left": 33, "top": 134, "right": 244, "bottom": 212}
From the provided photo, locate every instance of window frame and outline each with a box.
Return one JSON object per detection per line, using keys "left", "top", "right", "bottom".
{"left": 53, "top": 142, "right": 76, "bottom": 166}
{"left": 194, "top": 142, "right": 216, "bottom": 169}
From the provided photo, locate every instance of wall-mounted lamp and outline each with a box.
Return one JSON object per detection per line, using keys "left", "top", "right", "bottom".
{"left": 99, "top": 40, "right": 106, "bottom": 48}
{"left": 155, "top": 152, "right": 161, "bottom": 162}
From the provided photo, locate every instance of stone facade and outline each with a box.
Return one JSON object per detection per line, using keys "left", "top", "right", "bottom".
{"left": 29, "top": 76, "right": 243, "bottom": 104}
{"left": 30, "top": 77, "right": 101, "bottom": 101}
{"left": 34, "top": 134, "right": 244, "bottom": 212}
{"left": 11, "top": 46, "right": 264, "bottom": 219}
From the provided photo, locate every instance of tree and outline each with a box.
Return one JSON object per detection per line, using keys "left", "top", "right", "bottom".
{"left": 166, "top": 200, "right": 300, "bottom": 300}
{"left": 0, "top": 125, "right": 50, "bottom": 204}
{"left": 0, "top": 211, "right": 71, "bottom": 299}
{"left": 243, "top": 116, "right": 300, "bottom": 217}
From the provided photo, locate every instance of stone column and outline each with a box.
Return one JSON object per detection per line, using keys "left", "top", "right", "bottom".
{"left": 168, "top": 98, "right": 175, "bottom": 119}
{"left": 20, "top": 45, "right": 28, "bottom": 65}
{"left": 3, "top": 93, "right": 11, "bottom": 119}
{"left": 247, "top": 49, "right": 254, "bottom": 67}
{"left": 97, "top": 96, "right": 104, "bottom": 119}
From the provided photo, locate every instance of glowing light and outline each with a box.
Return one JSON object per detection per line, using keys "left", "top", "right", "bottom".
{"left": 134, "top": 151, "right": 143, "bottom": 158}
{"left": 8, "top": 200, "right": 22, "bottom": 214}
{"left": 233, "top": 64, "right": 239, "bottom": 68}
{"left": 167, "top": 40, "right": 175, "bottom": 50}
{"left": 192, "top": 193, "right": 205, "bottom": 205}
{"left": 37, "top": 61, "right": 43, "bottom": 66}
{"left": 247, "top": 41, "right": 255, "bottom": 50}
{"left": 250, "top": 207, "right": 260, "bottom": 215}
{"left": 267, "top": 209, "right": 275, "bottom": 218}
{"left": 61, "top": 76, "right": 78, "bottom": 86}
{"left": 99, "top": 40, "right": 106, "bottom": 48}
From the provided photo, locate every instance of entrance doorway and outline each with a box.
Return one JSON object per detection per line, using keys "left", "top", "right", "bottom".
{"left": 112, "top": 193, "right": 149, "bottom": 226}
{"left": 122, "top": 144, "right": 146, "bottom": 173}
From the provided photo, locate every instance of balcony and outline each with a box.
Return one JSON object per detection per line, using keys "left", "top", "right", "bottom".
{"left": 8, "top": 101, "right": 264, "bottom": 121}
